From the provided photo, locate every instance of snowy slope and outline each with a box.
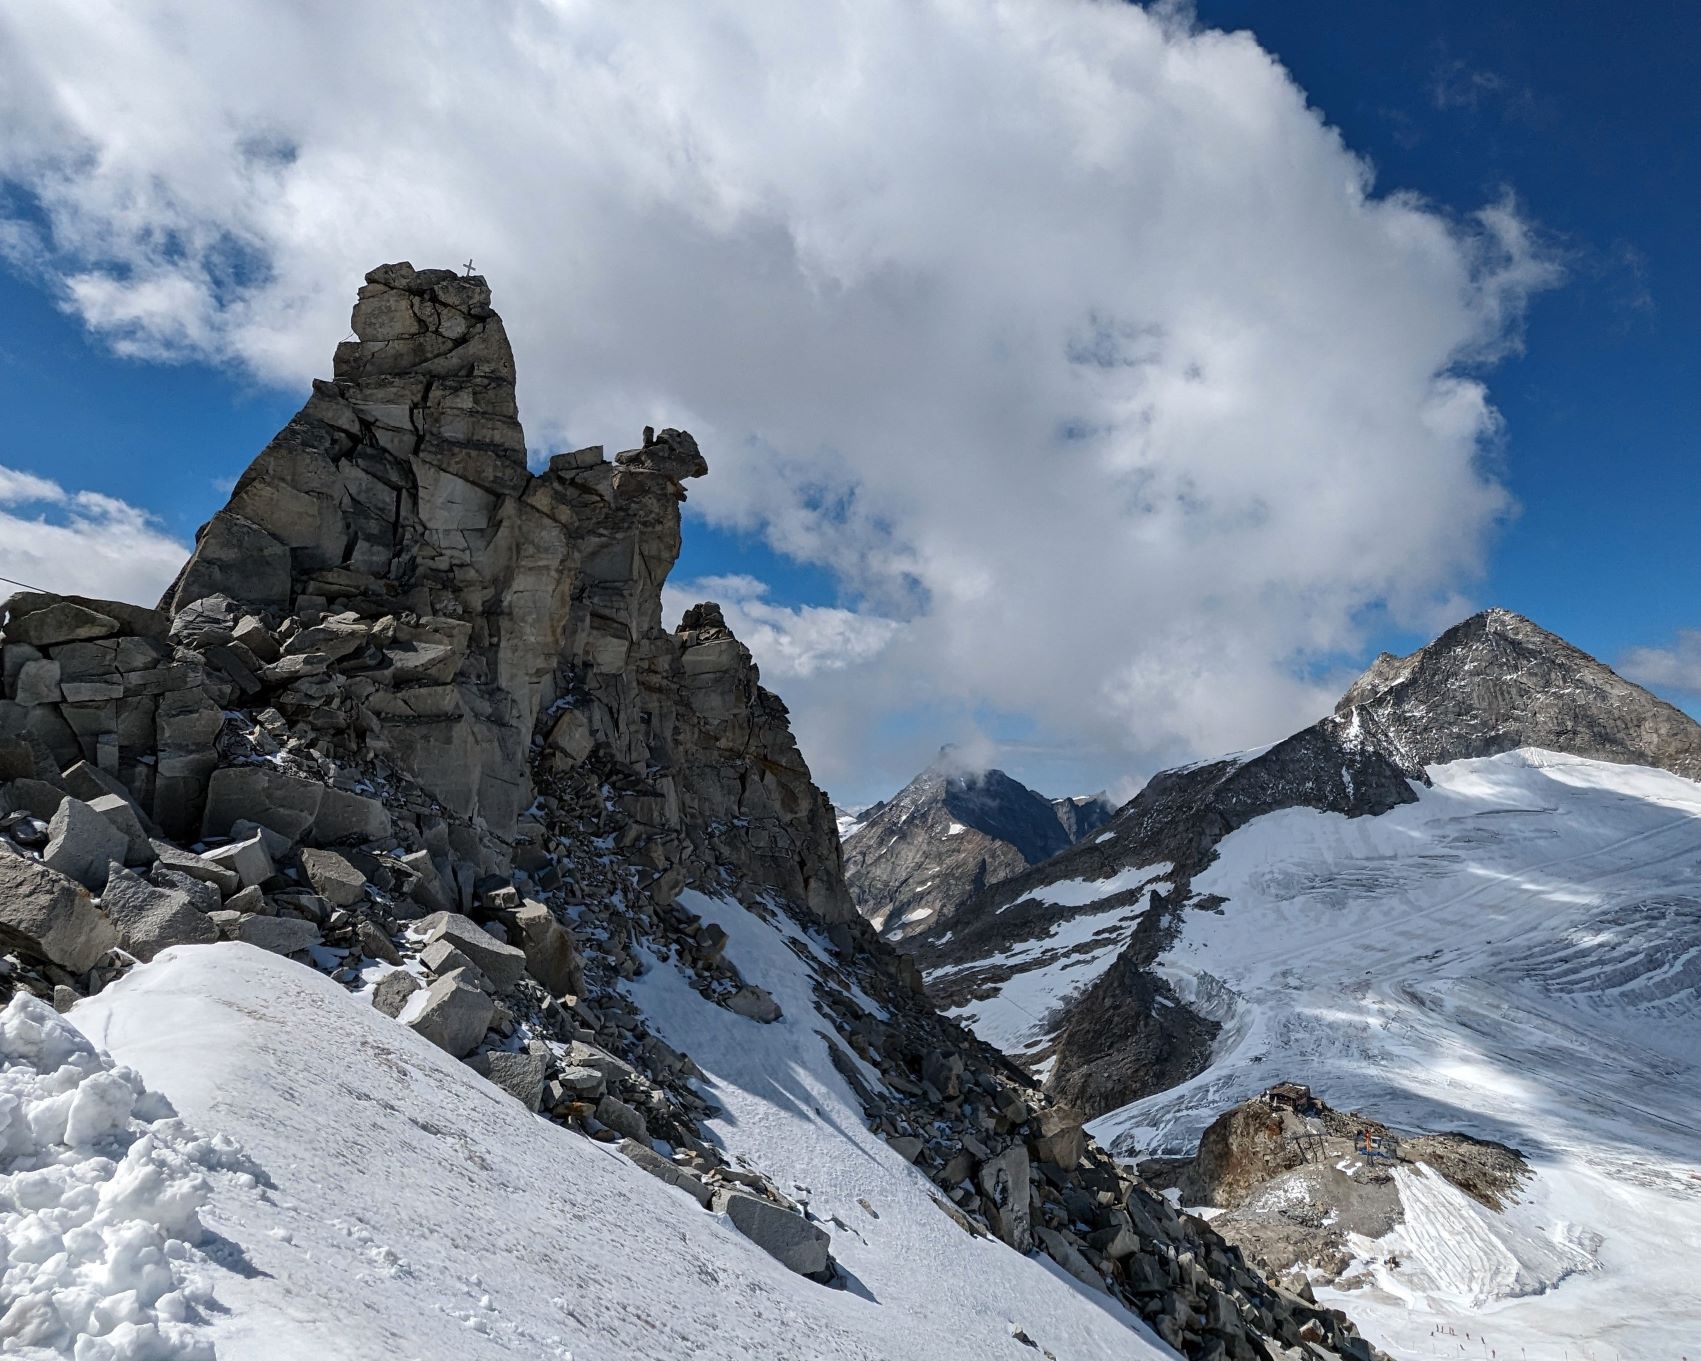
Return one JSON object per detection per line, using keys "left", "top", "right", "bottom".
{"left": 1085, "top": 750, "right": 1701, "bottom": 1359}
{"left": 62, "top": 939, "right": 1176, "bottom": 1361}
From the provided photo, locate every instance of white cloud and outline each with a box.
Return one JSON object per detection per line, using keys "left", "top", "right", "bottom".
{"left": 664, "top": 575, "right": 902, "bottom": 680}
{"left": 0, "top": 464, "right": 188, "bottom": 606}
{"left": 1620, "top": 631, "right": 1701, "bottom": 698}
{"left": 0, "top": 1, "right": 1559, "bottom": 797}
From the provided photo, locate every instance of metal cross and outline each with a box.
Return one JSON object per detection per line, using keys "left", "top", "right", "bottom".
{"left": 462, "top": 259, "right": 476, "bottom": 277}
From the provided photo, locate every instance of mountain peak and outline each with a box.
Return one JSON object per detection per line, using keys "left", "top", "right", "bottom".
{"left": 1338, "top": 607, "right": 1701, "bottom": 780}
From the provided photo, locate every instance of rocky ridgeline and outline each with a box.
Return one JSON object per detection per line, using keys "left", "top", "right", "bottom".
{"left": 0, "top": 263, "right": 1379, "bottom": 1361}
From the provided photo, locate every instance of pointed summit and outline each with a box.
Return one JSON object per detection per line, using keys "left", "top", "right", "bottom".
{"left": 1337, "top": 607, "right": 1701, "bottom": 779}
{"left": 842, "top": 757, "right": 1112, "bottom": 938}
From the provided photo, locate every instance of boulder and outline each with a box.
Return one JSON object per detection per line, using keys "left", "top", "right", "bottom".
{"left": 713, "top": 1189, "right": 831, "bottom": 1277}
{"left": 977, "top": 1144, "right": 1032, "bottom": 1252}
{"left": 203, "top": 833, "right": 276, "bottom": 890}
{"left": 399, "top": 850, "right": 452, "bottom": 911}
{"left": 420, "top": 939, "right": 486, "bottom": 987}
{"left": 510, "top": 899, "right": 583, "bottom": 995}
{"left": 405, "top": 971, "right": 495, "bottom": 1057}
{"left": 467, "top": 1049, "right": 547, "bottom": 1110}
{"left": 371, "top": 969, "right": 422, "bottom": 1018}
{"left": 233, "top": 914, "right": 321, "bottom": 956}
{"left": 418, "top": 911, "right": 527, "bottom": 992}
{"left": 1035, "top": 1226, "right": 1106, "bottom": 1294}
{"left": 593, "top": 1094, "right": 650, "bottom": 1142}
{"left": 723, "top": 985, "right": 782, "bottom": 1023}
{"left": 3, "top": 599, "right": 120, "bottom": 647}
{"left": 100, "top": 864, "right": 217, "bottom": 961}
{"left": 149, "top": 840, "right": 241, "bottom": 896}
{"left": 566, "top": 1041, "right": 637, "bottom": 1085}
{"left": 313, "top": 785, "right": 393, "bottom": 845}
{"left": 41, "top": 796, "right": 129, "bottom": 891}
{"left": 202, "top": 766, "right": 322, "bottom": 842}
{"left": 356, "top": 919, "right": 403, "bottom": 965}
{"left": 299, "top": 847, "right": 366, "bottom": 907}
{"left": 12, "top": 658, "right": 62, "bottom": 705}
{"left": 552, "top": 1065, "right": 607, "bottom": 1099}
{"left": 87, "top": 793, "right": 155, "bottom": 866}
{"left": 619, "top": 1139, "right": 712, "bottom": 1208}
{"left": 0, "top": 853, "right": 117, "bottom": 971}
{"left": 1031, "top": 1111, "right": 1087, "bottom": 1171}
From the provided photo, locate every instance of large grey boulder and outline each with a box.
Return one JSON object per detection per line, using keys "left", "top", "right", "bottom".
{"left": 41, "top": 797, "right": 129, "bottom": 891}
{"left": 87, "top": 793, "right": 155, "bottom": 867}
{"left": 203, "top": 833, "right": 276, "bottom": 890}
{"left": 405, "top": 970, "right": 495, "bottom": 1057}
{"left": 3, "top": 600, "right": 120, "bottom": 647}
{"left": 467, "top": 1049, "right": 546, "bottom": 1110}
{"left": 149, "top": 840, "right": 240, "bottom": 896}
{"left": 313, "top": 786, "right": 393, "bottom": 845}
{"left": 592, "top": 1094, "right": 649, "bottom": 1142}
{"left": 418, "top": 911, "right": 526, "bottom": 992}
{"left": 619, "top": 1139, "right": 712, "bottom": 1208}
{"left": 510, "top": 899, "right": 583, "bottom": 996}
{"left": 100, "top": 864, "right": 217, "bottom": 961}
{"left": 713, "top": 1189, "right": 831, "bottom": 1277}
{"left": 202, "top": 766, "right": 322, "bottom": 842}
{"left": 371, "top": 969, "right": 422, "bottom": 1018}
{"left": 0, "top": 853, "right": 118, "bottom": 971}
{"left": 233, "top": 914, "right": 321, "bottom": 956}
{"left": 977, "top": 1144, "right": 1032, "bottom": 1252}
{"left": 299, "top": 847, "right": 366, "bottom": 907}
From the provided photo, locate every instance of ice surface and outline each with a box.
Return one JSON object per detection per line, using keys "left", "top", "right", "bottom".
{"left": 1084, "top": 750, "right": 1701, "bottom": 1359}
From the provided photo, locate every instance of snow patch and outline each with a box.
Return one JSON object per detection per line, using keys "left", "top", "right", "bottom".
{"left": 0, "top": 992, "right": 246, "bottom": 1360}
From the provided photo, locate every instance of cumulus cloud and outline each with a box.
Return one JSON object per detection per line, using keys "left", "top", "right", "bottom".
{"left": 0, "top": 464, "right": 188, "bottom": 605}
{"left": 0, "top": 0, "right": 1558, "bottom": 798}
{"left": 663, "top": 575, "right": 902, "bottom": 680}
{"left": 1620, "top": 631, "right": 1701, "bottom": 699}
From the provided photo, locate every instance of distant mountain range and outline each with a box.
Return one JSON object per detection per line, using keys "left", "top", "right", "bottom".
{"left": 881, "top": 607, "right": 1701, "bottom": 1349}
{"left": 841, "top": 754, "right": 1112, "bottom": 939}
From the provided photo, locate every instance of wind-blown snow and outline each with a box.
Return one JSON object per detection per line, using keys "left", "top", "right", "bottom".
{"left": 1086, "top": 750, "right": 1701, "bottom": 1359}
{"left": 0, "top": 993, "right": 247, "bottom": 1360}
{"left": 65, "top": 937, "right": 1175, "bottom": 1359}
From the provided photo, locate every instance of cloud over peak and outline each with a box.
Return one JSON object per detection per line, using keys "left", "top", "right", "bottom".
{"left": 0, "top": 0, "right": 1558, "bottom": 797}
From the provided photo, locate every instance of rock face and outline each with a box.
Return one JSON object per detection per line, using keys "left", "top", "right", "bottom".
{"left": 844, "top": 752, "right": 1112, "bottom": 939}
{"left": 1138, "top": 1085, "right": 1528, "bottom": 1286}
{"left": 916, "top": 607, "right": 1701, "bottom": 1123}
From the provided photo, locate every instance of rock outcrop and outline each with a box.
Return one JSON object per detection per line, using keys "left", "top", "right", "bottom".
{"left": 844, "top": 753, "right": 1112, "bottom": 939}
{"left": 0, "top": 263, "right": 1380, "bottom": 1361}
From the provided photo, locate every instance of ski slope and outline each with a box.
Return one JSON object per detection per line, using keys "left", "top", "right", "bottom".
{"left": 1085, "top": 750, "right": 1701, "bottom": 1360}
{"left": 52, "top": 933, "right": 1174, "bottom": 1360}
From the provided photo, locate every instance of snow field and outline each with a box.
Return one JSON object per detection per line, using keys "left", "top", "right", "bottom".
{"left": 1082, "top": 751, "right": 1701, "bottom": 1359}
{"left": 63, "top": 932, "right": 1182, "bottom": 1360}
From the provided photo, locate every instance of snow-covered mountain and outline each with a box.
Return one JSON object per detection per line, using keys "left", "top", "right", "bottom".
{"left": 911, "top": 609, "right": 1701, "bottom": 1358}
{"left": 842, "top": 753, "right": 1111, "bottom": 940}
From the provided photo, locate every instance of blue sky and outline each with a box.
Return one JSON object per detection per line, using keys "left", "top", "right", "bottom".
{"left": 1, "top": 2, "right": 1696, "bottom": 806}
{"left": 1192, "top": 0, "right": 1700, "bottom": 662}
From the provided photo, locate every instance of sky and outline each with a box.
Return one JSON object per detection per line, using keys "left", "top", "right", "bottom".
{"left": 0, "top": 1, "right": 1695, "bottom": 808}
